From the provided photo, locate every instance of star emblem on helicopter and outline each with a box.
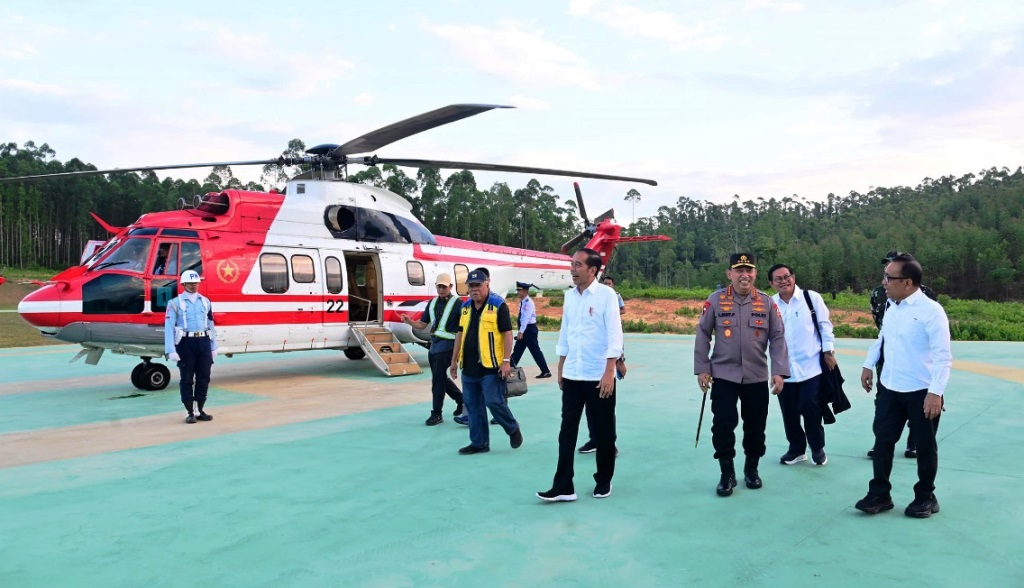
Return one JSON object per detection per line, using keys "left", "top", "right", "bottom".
{"left": 217, "top": 260, "right": 240, "bottom": 284}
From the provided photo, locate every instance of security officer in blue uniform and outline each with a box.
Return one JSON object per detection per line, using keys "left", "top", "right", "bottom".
{"left": 402, "top": 272, "right": 465, "bottom": 425}
{"left": 164, "top": 270, "right": 218, "bottom": 424}
{"left": 694, "top": 253, "right": 789, "bottom": 497}
{"left": 510, "top": 281, "right": 552, "bottom": 378}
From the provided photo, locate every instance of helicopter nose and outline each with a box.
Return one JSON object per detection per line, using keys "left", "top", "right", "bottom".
{"left": 18, "top": 284, "right": 66, "bottom": 335}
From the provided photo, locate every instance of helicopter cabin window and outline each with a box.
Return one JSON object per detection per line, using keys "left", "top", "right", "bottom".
{"left": 292, "top": 255, "right": 315, "bottom": 284}
{"left": 406, "top": 261, "right": 425, "bottom": 286}
{"left": 325, "top": 256, "right": 343, "bottom": 294}
{"left": 454, "top": 264, "right": 469, "bottom": 296}
{"left": 94, "top": 237, "right": 152, "bottom": 273}
{"left": 260, "top": 253, "right": 289, "bottom": 294}
{"left": 82, "top": 274, "right": 145, "bottom": 315}
{"left": 180, "top": 242, "right": 203, "bottom": 276}
{"left": 153, "top": 243, "right": 178, "bottom": 276}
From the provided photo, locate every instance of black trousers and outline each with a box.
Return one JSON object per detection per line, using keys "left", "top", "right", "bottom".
{"left": 876, "top": 358, "right": 940, "bottom": 450}
{"left": 869, "top": 384, "right": 939, "bottom": 499}
{"left": 428, "top": 350, "right": 463, "bottom": 415}
{"left": 510, "top": 324, "right": 550, "bottom": 374}
{"left": 551, "top": 378, "right": 616, "bottom": 493}
{"left": 710, "top": 379, "right": 769, "bottom": 462}
{"left": 778, "top": 374, "right": 825, "bottom": 453}
{"left": 176, "top": 336, "right": 212, "bottom": 408}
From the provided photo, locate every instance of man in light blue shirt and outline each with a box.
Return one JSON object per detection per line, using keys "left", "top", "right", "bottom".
{"left": 164, "top": 270, "right": 218, "bottom": 424}
{"left": 769, "top": 264, "right": 838, "bottom": 467}
{"left": 510, "top": 281, "right": 551, "bottom": 377}
{"left": 856, "top": 254, "right": 952, "bottom": 518}
{"left": 537, "top": 248, "right": 623, "bottom": 502}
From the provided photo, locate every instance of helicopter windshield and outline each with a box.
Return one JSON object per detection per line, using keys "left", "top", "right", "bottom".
{"left": 92, "top": 238, "right": 152, "bottom": 273}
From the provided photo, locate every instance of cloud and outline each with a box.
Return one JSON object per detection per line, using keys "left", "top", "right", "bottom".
{"left": 574, "top": 3, "right": 728, "bottom": 51}
{"left": 0, "top": 42, "right": 37, "bottom": 60}
{"left": 567, "top": 0, "right": 602, "bottom": 15}
{"left": 354, "top": 92, "right": 374, "bottom": 106}
{"left": 421, "top": 19, "right": 603, "bottom": 90}
{"left": 744, "top": 0, "right": 805, "bottom": 12}
{"left": 184, "top": 22, "right": 355, "bottom": 99}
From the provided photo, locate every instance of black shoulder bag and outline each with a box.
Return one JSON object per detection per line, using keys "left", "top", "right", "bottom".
{"left": 803, "top": 289, "right": 850, "bottom": 423}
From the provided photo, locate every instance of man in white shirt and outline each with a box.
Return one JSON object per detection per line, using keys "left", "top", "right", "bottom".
{"left": 537, "top": 248, "right": 624, "bottom": 502}
{"left": 768, "top": 264, "right": 838, "bottom": 467}
{"left": 856, "top": 254, "right": 952, "bottom": 518}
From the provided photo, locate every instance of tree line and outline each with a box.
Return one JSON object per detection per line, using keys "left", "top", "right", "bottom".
{"left": 2, "top": 140, "right": 1022, "bottom": 300}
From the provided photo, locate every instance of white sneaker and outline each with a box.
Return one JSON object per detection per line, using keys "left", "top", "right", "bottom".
{"left": 537, "top": 490, "right": 577, "bottom": 502}
{"left": 780, "top": 451, "right": 807, "bottom": 465}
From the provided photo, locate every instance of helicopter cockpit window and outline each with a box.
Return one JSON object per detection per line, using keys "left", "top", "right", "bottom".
{"left": 128, "top": 227, "right": 160, "bottom": 236}
{"left": 153, "top": 243, "right": 179, "bottom": 276}
{"left": 292, "top": 255, "right": 315, "bottom": 284}
{"left": 83, "top": 274, "right": 145, "bottom": 315}
{"left": 93, "top": 238, "right": 152, "bottom": 273}
{"left": 180, "top": 242, "right": 203, "bottom": 276}
{"left": 260, "top": 253, "right": 289, "bottom": 294}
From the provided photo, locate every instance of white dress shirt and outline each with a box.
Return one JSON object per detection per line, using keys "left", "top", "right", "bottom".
{"left": 772, "top": 286, "right": 835, "bottom": 383}
{"left": 556, "top": 280, "right": 624, "bottom": 381}
{"left": 517, "top": 295, "right": 537, "bottom": 334}
{"left": 862, "top": 288, "right": 952, "bottom": 396}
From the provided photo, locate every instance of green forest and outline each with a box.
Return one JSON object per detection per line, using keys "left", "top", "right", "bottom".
{"left": 2, "top": 140, "right": 1023, "bottom": 302}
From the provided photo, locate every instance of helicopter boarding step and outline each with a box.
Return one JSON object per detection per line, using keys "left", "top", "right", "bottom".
{"left": 352, "top": 326, "right": 423, "bottom": 377}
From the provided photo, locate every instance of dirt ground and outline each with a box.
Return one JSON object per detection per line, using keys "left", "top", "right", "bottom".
{"left": 531, "top": 296, "right": 874, "bottom": 333}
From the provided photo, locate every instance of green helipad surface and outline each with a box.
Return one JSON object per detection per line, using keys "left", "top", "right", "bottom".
{"left": 1, "top": 335, "right": 1021, "bottom": 587}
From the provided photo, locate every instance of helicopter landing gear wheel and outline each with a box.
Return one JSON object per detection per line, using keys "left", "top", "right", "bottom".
{"left": 141, "top": 364, "right": 171, "bottom": 391}
{"left": 131, "top": 363, "right": 147, "bottom": 390}
{"left": 344, "top": 347, "right": 366, "bottom": 360}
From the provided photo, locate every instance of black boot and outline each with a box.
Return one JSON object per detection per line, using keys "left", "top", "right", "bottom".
{"left": 717, "top": 459, "right": 737, "bottom": 497}
{"left": 744, "top": 456, "right": 762, "bottom": 489}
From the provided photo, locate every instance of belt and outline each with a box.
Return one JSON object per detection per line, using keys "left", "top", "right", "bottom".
{"left": 184, "top": 331, "right": 209, "bottom": 338}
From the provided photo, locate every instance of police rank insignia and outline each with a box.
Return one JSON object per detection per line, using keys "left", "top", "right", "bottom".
{"left": 702, "top": 301, "right": 711, "bottom": 316}
{"left": 724, "top": 328, "right": 732, "bottom": 338}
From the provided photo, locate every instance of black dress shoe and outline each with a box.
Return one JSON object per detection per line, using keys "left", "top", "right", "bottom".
{"left": 510, "top": 427, "right": 523, "bottom": 449}
{"left": 490, "top": 418, "right": 498, "bottom": 425}
{"left": 425, "top": 414, "right": 443, "bottom": 426}
{"left": 855, "top": 493, "right": 895, "bottom": 514}
{"left": 196, "top": 412, "right": 212, "bottom": 421}
{"left": 184, "top": 414, "right": 197, "bottom": 424}
{"left": 458, "top": 444, "right": 490, "bottom": 455}
{"left": 537, "top": 372, "right": 552, "bottom": 378}
{"left": 904, "top": 494, "right": 940, "bottom": 518}
{"left": 744, "top": 469, "right": 763, "bottom": 489}
{"left": 716, "top": 473, "right": 737, "bottom": 497}
{"left": 904, "top": 447, "right": 918, "bottom": 459}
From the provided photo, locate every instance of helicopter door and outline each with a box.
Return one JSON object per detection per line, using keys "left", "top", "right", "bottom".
{"left": 322, "top": 254, "right": 347, "bottom": 332}
{"left": 343, "top": 252, "right": 382, "bottom": 323}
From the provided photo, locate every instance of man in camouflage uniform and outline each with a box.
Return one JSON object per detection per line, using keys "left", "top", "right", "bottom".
{"left": 695, "top": 253, "right": 789, "bottom": 497}
{"left": 868, "top": 250, "right": 940, "bottom": 459}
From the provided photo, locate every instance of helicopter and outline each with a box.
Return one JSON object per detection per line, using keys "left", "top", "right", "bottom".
{"left": 3, "top": 104, "right": 664, "bottom": 390}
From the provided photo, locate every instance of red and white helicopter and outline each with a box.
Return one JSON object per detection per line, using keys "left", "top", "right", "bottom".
{"left": 4, "top": 104, "right": 663, "bottom": 390}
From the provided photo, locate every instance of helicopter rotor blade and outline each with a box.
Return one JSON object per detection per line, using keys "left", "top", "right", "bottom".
{"left": 573, "top": 181, "right": 590, "bottom": 225}
{"left": 359, "top": 157, "right": 658, "bottom": 187}
{"left": 332, "top": 104, "right": 513, "bottom": 157}
{"left": 560, "top": 232, "right": 589, "bottom": 255}
{"left": 0, "top": 159, "right": 280, "bottom": 183}
{"left": 593, "top": 208, "right": 615, "bottom": 224}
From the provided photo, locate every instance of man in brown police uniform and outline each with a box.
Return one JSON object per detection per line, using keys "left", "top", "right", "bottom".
{"left": 694, "top": 253, "right": 789, "bottom": 497}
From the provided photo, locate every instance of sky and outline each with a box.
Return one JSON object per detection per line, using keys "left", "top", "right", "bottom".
{"left": 2, "top": 0, "right": 1023, "bottom": 223}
